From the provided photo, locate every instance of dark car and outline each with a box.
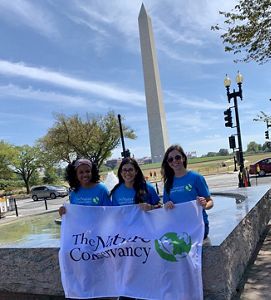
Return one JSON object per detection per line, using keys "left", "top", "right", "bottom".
{"left": 31, "top": 185, "right": 68, "bottom": 201}
{"left": 249, "top": 158, "right": 271, "bottom": 176}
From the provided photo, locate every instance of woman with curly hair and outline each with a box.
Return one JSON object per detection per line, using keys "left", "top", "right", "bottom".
{"left": 59, "top": 158, "right": 110, "bottom": 216}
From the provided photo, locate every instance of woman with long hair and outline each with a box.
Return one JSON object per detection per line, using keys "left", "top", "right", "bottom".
{"left": 161, "top": 145, "right": 213, "bottom": 239}
{"left": 111, "top": 157, "right": 160, "bottom": 210}
{"left": 111, "top": 157, "right": 160, "bottom": 300}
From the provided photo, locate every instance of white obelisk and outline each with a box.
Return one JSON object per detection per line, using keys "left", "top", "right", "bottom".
{"left": 138, "top": 4, "right": 169, "bottom": 163}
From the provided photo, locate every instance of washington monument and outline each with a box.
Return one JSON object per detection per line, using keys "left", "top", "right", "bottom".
{"left": 138, "top": 4, "right": 169, "bottom": 163}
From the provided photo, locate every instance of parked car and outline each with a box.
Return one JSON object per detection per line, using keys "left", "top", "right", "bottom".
{"left": 249, "top": 158, "right": 271, "bottom": 176}
{"left": 31, "top": 185, "right": 68, "bottom": 201}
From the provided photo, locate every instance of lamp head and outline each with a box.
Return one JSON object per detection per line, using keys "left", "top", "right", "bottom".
{"left": 236, "top": 71, "right": 243, "bottom": 84}
{"left": 224, "top": 74, "right": 231, "bottom": 87}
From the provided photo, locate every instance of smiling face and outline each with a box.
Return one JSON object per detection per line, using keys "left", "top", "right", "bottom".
{"left": 167, "top": 149, "right": 185, "bottom": 175}
{"left": 120, "top": 163, "right": 137, "bottom": 186}
{"left": 76, "top": 164, "right": 92, "bottom": 187}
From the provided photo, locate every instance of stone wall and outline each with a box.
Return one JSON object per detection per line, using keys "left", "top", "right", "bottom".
{"left": 203, "top": 188, "right": 271, "bottom": 299}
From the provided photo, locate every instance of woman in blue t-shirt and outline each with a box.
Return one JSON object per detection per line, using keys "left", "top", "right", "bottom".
{"left": 59, "top": 158, "right": 110, "bottom": 216}
{"left": 161, "top": 145, "right": 213, "bottom": 239}
{"left": 111, "top": 157, "right": 160, "bottom": 210}
{"left": 111, "top": 157, "right": 160, "bottom": 300}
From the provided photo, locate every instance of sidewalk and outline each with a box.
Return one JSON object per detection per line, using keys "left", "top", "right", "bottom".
{"left": 234, "top": 222, "right": 271, "bottom": 299}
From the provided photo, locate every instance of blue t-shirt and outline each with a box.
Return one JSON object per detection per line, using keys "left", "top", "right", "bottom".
{"left": 111, "top": 182, "right": 160, "bottom": 206}
{"left": 163, "top": 171, "right": 210, "bottom": 224}
{"left": 70, "top": 182, "right": 111, "bottom": 206}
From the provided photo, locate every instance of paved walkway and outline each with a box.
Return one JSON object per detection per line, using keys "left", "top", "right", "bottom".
{"left": 235, "top": 222, "right": 271, "bottom": 299}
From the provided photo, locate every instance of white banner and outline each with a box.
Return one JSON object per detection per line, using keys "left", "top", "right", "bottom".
{"left": 59, "top": 201, "right": 204, "bottom": 300}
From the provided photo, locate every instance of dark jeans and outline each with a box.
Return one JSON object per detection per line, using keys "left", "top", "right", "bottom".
{"left": 204, "top": 223, "right": 209, "bottom": 239}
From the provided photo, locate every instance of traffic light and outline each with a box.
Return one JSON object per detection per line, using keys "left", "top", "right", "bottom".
{"left": 229, "top": 135, "right": 236, "bottom": 149}
{"left": 121, "top": 149, "right": 130, "bottom": 158}
{"left": 265, "top": 130, "right": 269, "bottom": 139}
{"left": 224, "top": 108, "right": 233, "bottom": 127}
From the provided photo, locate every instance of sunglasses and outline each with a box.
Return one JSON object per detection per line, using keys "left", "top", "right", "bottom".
{"left": 167, "top": 155, "right": 182, "bottom": 163}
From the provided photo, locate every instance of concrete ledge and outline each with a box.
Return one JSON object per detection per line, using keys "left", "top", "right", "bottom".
{"left": 0, "top": 188, "right": 270, "bottom": 299}
{"left": 203, "top": 188, "right": 271, "bottom": 299}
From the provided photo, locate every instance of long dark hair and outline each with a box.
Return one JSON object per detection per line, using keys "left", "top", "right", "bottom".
{"left": 65, "top": 159, "right": 100, "bottom": 192}
{"left": 161, "top": 144, "right": 188, "bottom": 194}
{"left": 110, "top": 157, "right": 148, "bottom": 204}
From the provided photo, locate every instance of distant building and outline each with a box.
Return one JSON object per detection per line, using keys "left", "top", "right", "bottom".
{"left": 137, "top": 157, "right": 152, "bottom": 165}
{"left": 104, "top": 159, "right": 122, "bottom": 169}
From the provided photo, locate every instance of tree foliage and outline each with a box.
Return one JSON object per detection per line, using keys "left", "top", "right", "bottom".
{"left": 253, "top": 111, "right": 271, "bottom": 122}
{"left": 262, "top": 141, "right": 271, "bottom": 152}
{"left": 39, "top": 111, "right": 136, "bottom": 168}
{"left": 0, "top": 141, "right": 16, "bottom": 179}
{"left": 218, "top": 148, "right": 229, "bottom": 156}
{"left": 9, "top": 145, "right": 44, "bottom": 193}
{"left": 43, "top": 167, "right": 60, "bottom": 184}
{"left": 212, "top": 0, "right": 271, "bottom": 64}
{"left": 246, "top": 141, "right": 262, "bottom": 153}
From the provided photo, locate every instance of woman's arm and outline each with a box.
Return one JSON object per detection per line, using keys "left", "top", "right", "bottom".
{"left": 197, "top": 196, "right": 213, "bottom": 210}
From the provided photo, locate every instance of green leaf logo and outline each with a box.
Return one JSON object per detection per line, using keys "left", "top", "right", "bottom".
{"left": 185, "top": 184, "right": 192, "bottom": 192}
{"left": 92, "top": 197, "right": 100, "bottom": 204}
{"left": 155, "top": 232, "right": 192, "bottom": 262}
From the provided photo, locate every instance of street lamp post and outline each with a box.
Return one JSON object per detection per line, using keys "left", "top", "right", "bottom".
{"left": 117, "top": 114, "right": 130, "bottom": 158}
{"left": 224, "top": 72, "right": 245, "bottom": 187}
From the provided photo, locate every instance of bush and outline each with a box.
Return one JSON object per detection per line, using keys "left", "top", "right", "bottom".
{"left": 0, "top": 179, "right": 25, "bottom": 191}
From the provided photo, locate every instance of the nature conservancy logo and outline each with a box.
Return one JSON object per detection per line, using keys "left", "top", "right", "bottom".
{"left": 155, "top": 232, "right": 192, "bottom": 262}
{"left": 184, "top": 184, "right": 193, "bottom": 192}
{"left": 69, "top": 233, "right": 151, "bottom": 264}
{"left": 69, "top": 232, "right": 192, "bottom": 265}
{"left": 92, "top": 197, "right": 100, "bottom": 204}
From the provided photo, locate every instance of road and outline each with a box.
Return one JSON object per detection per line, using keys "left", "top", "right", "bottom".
{"left": 1, "top": 196, "right": 68, "bottom": 223}
{"left": 205, "top": 172, "right": 271, "bottom": 189}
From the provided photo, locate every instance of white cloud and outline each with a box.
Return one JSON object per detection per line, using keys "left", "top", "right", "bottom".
{"left": 0, "top": 60, "right": 145, "bottom": 106}
{"left": 0, "top": 0, "right": 58, "bottom": 37}
{"left": 0, "top": 84, "right": 89, "bottom": 107}
{"left": 165, "top": 91, "right": 225, "bottom": 110}
{"left": 158, "top": 43, "right": 225, "bottom": 64}
{"left": 0, "top": 111, "right": 50, "bottom": 124}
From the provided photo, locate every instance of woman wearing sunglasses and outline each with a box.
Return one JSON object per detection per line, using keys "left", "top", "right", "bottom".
{"left": 161, "top": 144, "right": 213, "bottom": 239}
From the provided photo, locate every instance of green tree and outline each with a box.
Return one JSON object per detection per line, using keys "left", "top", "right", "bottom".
{"left": 9, "top": 145, "right": 43, "bottom": 193}
{"left": 43, "top": 167, "right": 60, "bottom": 184}
{"left": 0, "top": 141, "right": 16, "bottom": 179}
{"left": 206, "top": 152, "right": 217, "bottom": 157}
{"left": 246, "top": 141, "right": 261, "bottom": 153}
{"left": 39, "top": 111, "right": 136, "bottom": 168}
{"left": 212, "top": 0, "right": 271, "bottom": 64}
{"left": 218, "top": 148, "right": 229, "bottom": 156}
{"left": 262, "top": 141, "right": 271, "bottom": 152}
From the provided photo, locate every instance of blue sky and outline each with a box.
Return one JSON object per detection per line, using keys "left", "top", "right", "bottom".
{"left": 0, "top": 0, "right": 270, "bottom": 158}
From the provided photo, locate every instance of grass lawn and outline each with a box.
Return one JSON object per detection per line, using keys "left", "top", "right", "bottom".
{"left": 101, "top": 153, "right": 271, "bottom": 181}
